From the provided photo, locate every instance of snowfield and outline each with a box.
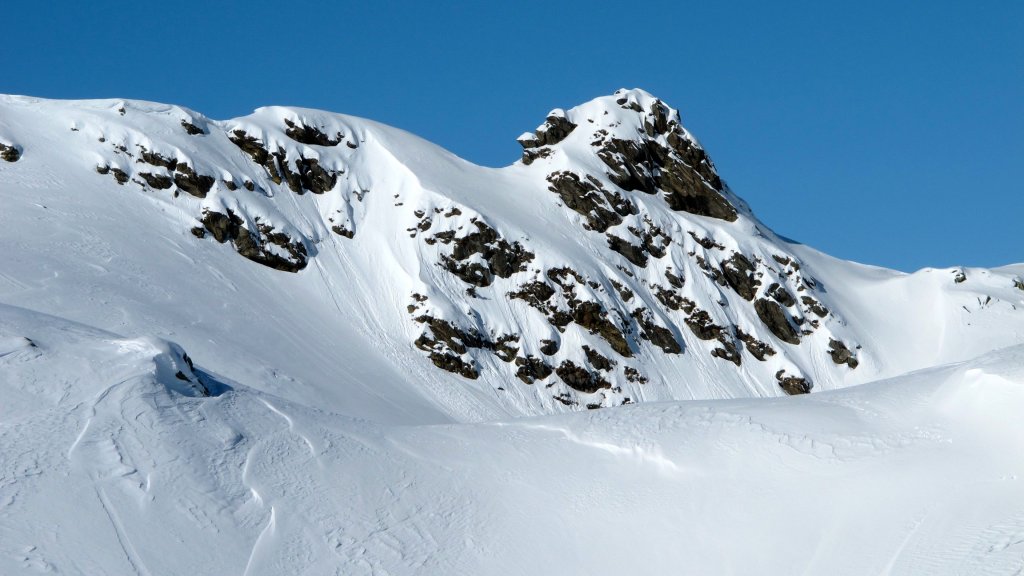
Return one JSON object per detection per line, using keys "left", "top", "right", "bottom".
{"left": 3, "top": 303, "right": 1023, "bottom": 574}
{"left": 1, "top": 90, "right": 1023, "bottom": 574}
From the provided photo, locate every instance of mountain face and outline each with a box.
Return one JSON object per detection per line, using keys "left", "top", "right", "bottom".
{"left": 3, "top": 89, "right": 1024, "bottom": 574}
{"left": 1, "top": 88, "right": 1020, "bottom": 421}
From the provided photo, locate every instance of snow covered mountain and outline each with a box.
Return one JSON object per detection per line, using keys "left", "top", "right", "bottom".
{"left": 1, "top": 89, "right": 1023, "bottom": 574}
{"left": 2, "top": 88, "right": 1021, "bottom": 418}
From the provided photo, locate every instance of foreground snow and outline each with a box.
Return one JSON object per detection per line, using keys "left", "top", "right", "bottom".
{"left": 2, "top": 303, "right": 1022, "bottom": 575}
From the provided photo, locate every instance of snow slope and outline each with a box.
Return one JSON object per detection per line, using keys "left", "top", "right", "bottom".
{"left": 1, "top": 89, "right": 1023, "bottom": 573}
{"left": 2, "top": 302, "right": 1023, "bottom": 574}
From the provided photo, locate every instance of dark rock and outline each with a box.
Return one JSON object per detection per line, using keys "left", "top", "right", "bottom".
{"left": 776, "top": 370, "right": 812, "bottom": 395}
{"left": 571, "top": 301, "right": 631, "bottom": 357}
{"left": 607, "top": 234, "right": 648, "bottom": 267}
{"left": 493, "top": 334, "right": 519, "bottom": 363}
{"left": 518, "top": 112, "right": 577, "bottom": 163}
{"left": 229, "top": 130, "right": 284, "bottom": 184}
{"left": 800, "top": 296, "right": 829, "bottom": 318}
{"left": 595, "top": 131, "right": 736, "bottom": 221}
{"left": 198, "top": 210, "right": 307, "bottom": 272}
{"left": 96, "top": 165, "right": 130, "bottom": 185}
{"left": 180, "top": 120, "right": 205, "bottom": 135}
{"left": 624, "top": 366, "right": 648, "bottom": 384}
{"left": 173, "top": 164, "right": 215, "bottom": 198}
{"left": 515, "top": 355, "right": 553, "bottom": 384}
{"left": 0, "top": 143, "right": 22, "bottom": 162}
{"left": 539, "top": 339, "right": 560, "bottom": 356}
{"left": 284, "top": 118, "right": 342, "bottom": 146}
{"left": 665, "top": 269, "right": 685, "bottom": 289}
{"left": 546, "top": 171, "right": 634, "bottom": 232}
{"left": 766, "top": 283, "right": 796, "bottom": 307}
{"left": 754, "top": 298, "right": 801, "bottom": 345}
{"left": 688, "top": 231, "right": 724, "bottom": 250}
{"left": 522, "top": 147, "right": 553, "bottom": 165}
{"left": 139, "top": 172, "right": 173, "bottom": 189}
{"left": 276, "top": 153, "right": 339, "bottom": 195}
{"left": 720, "top": 253, "right": 759, "bottom": 301}
{"left": 583, "top": 345, "right": 616, "bottom": 371}
{"left": 547, "top": 266, "right": 586, "bottom": 288}
{"left": 953, "top": 269, "right": 967, "bottom": 284}
{"left": 548, "top": 311, "right": 574, "bottom": 330}
{"left": 427, "top": 351, "right": 479, "bottom": 379}
{"left": 631, "top": 308, "right": 682, "bottom": 354}
{"left": 556, "top": 361, "right": 611, "bottom": 393}
{"left": 553, "top": 393, "right": 576, "bottom": 406}
{"left": 509, "top": 281, "right": 557, "bottom": 310}
{"left": 610, "top": 279, "right": 634, "bottom": 302}
{"left": 140, "top": 149, "right": 177, "bottom": 169}
{"left": 695, "top": 255, "right": 725, "bottom": 285}
{"left": 332, "top": 225, "right": 355, "bottom": 239}
{"left": 684, "top": 309, "right": 722, "bottom": 341}
{"left": 442, "top": 220, "right": 534, "bottom": 287}
{"left": 616, "top": 97, "right": 644, "bottom": 112}
{"left": 414, "top": 315, "right": 489, "bottom": 355}
{"left": 711, "top": 340, "right": 742, "bottom": 366}
{"left": 653, "top": 285, "right": 686, "bottom": 311}
{"left": 827, "top": 338, "right": 859, "bottom": 369}
{"left": 414, "top": 318, "right": 484, "bottom": 380}
{"left": 736, "top": 328, "right": 776, "bottom": 361}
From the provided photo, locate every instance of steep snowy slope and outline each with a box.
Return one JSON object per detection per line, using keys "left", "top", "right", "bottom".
{"left": 1, "top": 89, "right": 1021, "bottom": 422}
{"left": 3, "top": 302, "right": 1024, "bottom": 575}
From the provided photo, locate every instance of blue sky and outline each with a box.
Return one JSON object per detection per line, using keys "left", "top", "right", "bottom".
{"left": 5, "top": 1, "right": 1021, "bottom": 270}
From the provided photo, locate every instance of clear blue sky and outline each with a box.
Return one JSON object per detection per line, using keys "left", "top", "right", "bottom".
{"left": 5, "top": 1, "right": 1021, "bottom": 270}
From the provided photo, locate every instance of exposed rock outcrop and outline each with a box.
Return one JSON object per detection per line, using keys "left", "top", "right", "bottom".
{"left": 776, "top": 370, "right": 812, "bottom": 395}
{"left": 546, "top": 171, "right": 634, "bottom": 232}
{"left": 436, "top": 220, "right": 534, "bottom": 287}
{"left": 556, "top": 360, "right": 611, "bottom": 393}
{"left": 284, "top": 119, "right": 342, "bottom": 146}
{"left": 592, "top": 99, "right": 737, "bottom": 221}
{"left": 518, "top": 110, "right": 576, "bottom": 164}
{"left": 754, "top": 298, "right": 801, "bottom": 345}
{"left": 827, "top": 339, "right": 859, "bottom": 369}
{"left": 0, "top": 143, "right": 22, "bottom": 162}
{"left": 195, "top": 210, "right": 307, "bottom": 272}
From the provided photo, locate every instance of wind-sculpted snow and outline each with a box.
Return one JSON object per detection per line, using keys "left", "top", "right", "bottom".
{"left": 3, "top": 303, "right": 1024, "bottom": 574}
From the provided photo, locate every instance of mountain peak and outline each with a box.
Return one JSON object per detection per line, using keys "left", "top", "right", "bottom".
{"left": 517, "top": 88, "right": 736, "bottom": 222}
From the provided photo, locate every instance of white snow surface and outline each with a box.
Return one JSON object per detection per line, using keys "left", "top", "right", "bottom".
{"left": 1, "top": 89, "right": 1023, "bottom": 574}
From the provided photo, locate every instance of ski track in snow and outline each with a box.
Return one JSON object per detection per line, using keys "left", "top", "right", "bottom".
{"left": 95, "top": 486, "right": 152, "bottom": 576}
